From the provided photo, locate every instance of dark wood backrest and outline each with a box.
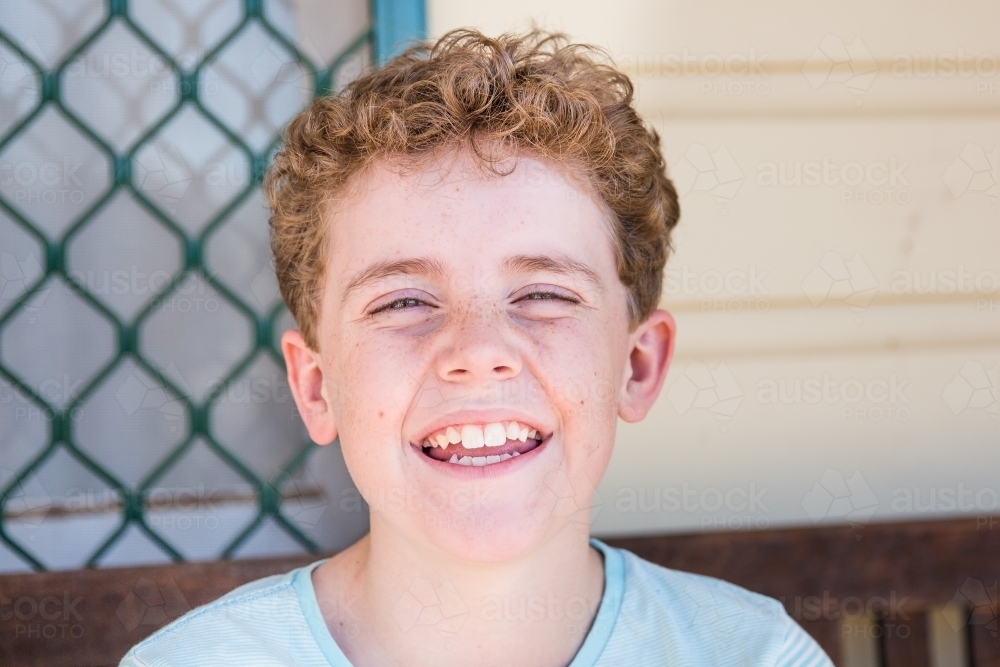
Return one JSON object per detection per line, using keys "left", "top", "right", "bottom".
{"left": 0, "top": 555, "right": 316, "bottom": 667}
{"left": 606, "top": 517, "right": 1000, "bottom": 667}
{"left": 2, "top": 517, "right": 997, "bottom": 666}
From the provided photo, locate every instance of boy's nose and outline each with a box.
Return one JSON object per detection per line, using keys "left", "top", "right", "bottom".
{"left": 436, "top": 312, "right": 522, "bottom": 383}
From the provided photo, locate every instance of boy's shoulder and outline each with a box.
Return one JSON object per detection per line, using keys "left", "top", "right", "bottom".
{"left": 119, "top": 561, "right": 333, "bottom": 667}
{"left": 597, "top": 543, "right": 832, "bottom": 666}
{"left": 619, "top": 545, "right": 786, "bottom": 621}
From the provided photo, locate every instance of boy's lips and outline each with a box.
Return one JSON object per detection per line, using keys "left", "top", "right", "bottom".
{"left": 409, "top": 412, "right": 551, "bottom": 468}
{"left": 421, "top": 433, "right": 543, "bottom": 462}
{"left": 410, "top": 433, "right": 550, "bottom": 473}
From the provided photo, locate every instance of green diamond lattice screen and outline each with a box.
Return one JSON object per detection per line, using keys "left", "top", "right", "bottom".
{"left": 0, "top": 0, "right": 422, "bottom": 572}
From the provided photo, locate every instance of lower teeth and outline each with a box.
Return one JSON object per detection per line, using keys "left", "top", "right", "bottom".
{"left": 445, "top": 452, "right": 520, "bottom": 466}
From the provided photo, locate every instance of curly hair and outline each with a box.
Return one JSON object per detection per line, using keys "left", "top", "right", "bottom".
{"left": 265, "top": 28, "right": 680, "bottom": 350}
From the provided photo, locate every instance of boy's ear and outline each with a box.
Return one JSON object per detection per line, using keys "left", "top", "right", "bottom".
{"left": 282, "top": 329, "right": 339, "bottom": 445}
{"left": 618, "top": 309, "right": 676, "bottom": 423}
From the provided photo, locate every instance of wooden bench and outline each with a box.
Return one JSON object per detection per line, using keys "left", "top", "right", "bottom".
{"left": 611, "top": 517, "right": 1000, "bottom": 667}
{"left": 2, "top": 516, "right": 997, "bottom": 666}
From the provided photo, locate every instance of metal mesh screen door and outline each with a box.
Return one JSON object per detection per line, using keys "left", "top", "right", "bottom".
{"left": 0, "top": 0, "right": 424, "bottom": 572}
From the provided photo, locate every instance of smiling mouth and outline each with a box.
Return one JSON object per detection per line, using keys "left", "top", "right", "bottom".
{"left": 418, "top": 421, "right": 546, "bottom": 467}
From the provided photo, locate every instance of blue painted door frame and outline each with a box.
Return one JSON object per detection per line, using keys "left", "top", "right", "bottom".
{"left": 372, "top": 0, "right": 427, "bottom": 63}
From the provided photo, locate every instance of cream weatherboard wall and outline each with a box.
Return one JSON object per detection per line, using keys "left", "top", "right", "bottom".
{"left": 427, "top": 0, "right": 1000, "bottom": 537}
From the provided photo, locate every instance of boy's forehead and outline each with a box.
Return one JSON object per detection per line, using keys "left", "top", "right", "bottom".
{"left": 326, "top": 153, "right": 614, "bottom": 271}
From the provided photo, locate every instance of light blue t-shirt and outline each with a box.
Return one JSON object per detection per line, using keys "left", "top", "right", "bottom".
{"left": 120, "top": 539, "right": 833, "bottom": 666}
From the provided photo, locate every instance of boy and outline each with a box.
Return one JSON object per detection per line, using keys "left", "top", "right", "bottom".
{"left": 121, "top": 29, "right": 833, "bottom": 666}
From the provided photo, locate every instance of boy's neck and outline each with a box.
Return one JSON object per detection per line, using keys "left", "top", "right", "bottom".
{"left": 313, "top": 517, "right": 605, "bottom": 667}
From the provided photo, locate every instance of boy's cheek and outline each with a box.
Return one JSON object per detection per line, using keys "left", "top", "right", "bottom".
{"left": 335, "top": 335, "right": 421, "bottom": 403}
{"left": 535, "top": 337, "right": 623, "bottom": 409}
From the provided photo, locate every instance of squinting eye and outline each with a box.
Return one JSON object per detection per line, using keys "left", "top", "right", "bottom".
{"left": 369, "top": 297, "right": 426, "bottom": 315}
{"left": 521, "top": 291, "right": 577, "bottom": 302}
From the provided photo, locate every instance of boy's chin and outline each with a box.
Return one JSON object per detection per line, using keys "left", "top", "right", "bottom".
{"left": 412, "top": 488, "right": 595, "bottom": 563}
{"left": 376, "top": 433, "right": 601, "bottom": 562}
{"left": 418, "top": 509, "right": 566, "bottom": 563}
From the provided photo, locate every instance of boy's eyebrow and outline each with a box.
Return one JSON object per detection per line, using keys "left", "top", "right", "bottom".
{"left": 341, "top": 253, "right": 604, "bottom": 302}
{"left": 502, "top": 254, "right": 604, "bottom": 292}
{"left": 341, "top": 257, "right": 447, "bottom": 302}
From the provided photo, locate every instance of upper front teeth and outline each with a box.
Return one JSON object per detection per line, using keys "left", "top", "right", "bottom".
{"left": 461, "top": 424, "right": 485, "bottom": 448}
{"left": 483, "top": 423, "right": 506, "bottom": 447}
{"left": 423, "top": 421, "right": 539, "bottom": 449}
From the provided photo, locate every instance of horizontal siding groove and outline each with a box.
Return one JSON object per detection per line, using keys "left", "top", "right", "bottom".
{"left": 666, "top": 291, "right": 1000, "bottom": 313}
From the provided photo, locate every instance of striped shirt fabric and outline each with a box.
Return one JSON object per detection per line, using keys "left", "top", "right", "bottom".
{"left": 120, "top": 539, "right": 834, "bottom": 666}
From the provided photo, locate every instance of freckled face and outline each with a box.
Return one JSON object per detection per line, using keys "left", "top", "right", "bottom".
{"left": 316, "top": 153, "right": 633, "bottom": 561}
